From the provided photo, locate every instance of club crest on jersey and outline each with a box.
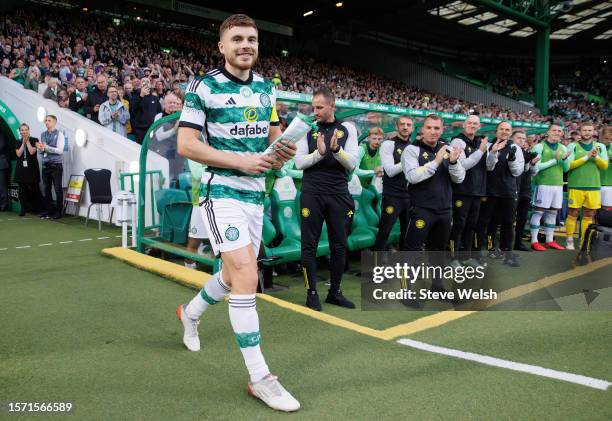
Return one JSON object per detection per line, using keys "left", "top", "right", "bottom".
{"left": 240, "top": 86, "right": 253, "bottom": 98}
{"left": 259, "top": 93, "right": 271, "bottom": 107}
{"left": 347, "top": 209, "right": 354, "bottom": 218}
{"left": 301, "top": 207, "right": 310, "bottom": 218}
{"left": 312, "top": 132, "right": 320, "bottom": 139}
{"left": 385, "top": 206, "right": 394, "bottom": 214}
{"left": 455, "top": 200, "right": 463, "bottom": 208}
{"left": 422, "top": 152, "right": 429, "bottom": 160}
{"left": 335, "top": 130, "right": 344, "bottom": 139}
{"left": 244, "top": 107, "right": 258, "bottom": 122}
{"left": 225, "top": 226, "right": 240, "bottom": 241}
{"left": 415, "top": 219, "right": 426, "bottom": 229}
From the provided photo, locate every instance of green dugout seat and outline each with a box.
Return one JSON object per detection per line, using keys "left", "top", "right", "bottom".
{"left": 155, "top": 188, "right": 192, "bottom": 244}
{"left": 266, "top": 176, "right": 303, "bottom": 264}
{"left": 262, "top": 196, "right": 277, "bottom": 246}
{"left": 347, "top": 174, "right": 377, "bottom": 251}
{"left": 178, "top": 172, "right": 192, "bottom": 192}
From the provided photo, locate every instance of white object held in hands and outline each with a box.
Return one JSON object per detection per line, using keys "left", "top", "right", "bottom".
{"left": 263, "top": 113, "right": 317, "bottom": 157}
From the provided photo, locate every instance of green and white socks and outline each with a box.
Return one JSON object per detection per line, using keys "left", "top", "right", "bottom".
{"left": 184, "top": 272, "right": 230, "bottom": 320}
{"left": 229, "top": 294, "right": 270, "bottom": 383}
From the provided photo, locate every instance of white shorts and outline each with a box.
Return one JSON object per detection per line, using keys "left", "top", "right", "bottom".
{"left": 199, "top": 198, "right": 263, "bottom": 256}
{"left": 602, "top": 186, "right": 612, "bottom": 207}
{"left": 532, "top": 185, "right": 563, "bottom": 209}
{"left": 189, "top": 204, "right": 208, "bottom": 239}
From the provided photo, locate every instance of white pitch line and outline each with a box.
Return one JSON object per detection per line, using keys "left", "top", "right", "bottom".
{"left": 115, "top": 235, "right": 122, "bottom": 238}
{"left": 0, "top": 248, "right": 7, "bottom": 251}
{"left": 15, "top": 245, "right": 31, "bottom": 249}
{"left": 97, "top": 236, "right": 110, "bottom": 240}
{"left": 79, "top": 238, "right": 93, "bottom": 242}
{"left": 397, "top": 338, "right": 611, "bottom": 391}
{"left": 39, "top": 243, "right": 53, "bottom": 247}
{"left": 59, "top": 241, "right": 73, "bottom": 244}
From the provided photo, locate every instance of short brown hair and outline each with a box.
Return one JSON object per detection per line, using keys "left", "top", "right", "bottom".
{"left": 219, "top": 14, "right": 257, "bottom": 38}
{"left": 579, "top": 121, "right": 595, "bottom": 130}
{"left": 313, "top": 87, "right": 335, "bottom": 104}
{"left": 369, "top": 127, "right": 384, "bottom": 136}
{"left": 396, "top": 115, "right": 413, "bottom": 126}
{"left": 424, "top": 114, "right": 442, "bottom": 123}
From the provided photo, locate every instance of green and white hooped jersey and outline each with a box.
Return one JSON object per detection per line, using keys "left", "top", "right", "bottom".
{"left": 178, "top": 67, "right": 279, "bottom": 206}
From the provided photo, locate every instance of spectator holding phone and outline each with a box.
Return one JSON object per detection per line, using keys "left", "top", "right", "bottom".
{"left": 130, "top": 77, "right": 161, "bottom": 144}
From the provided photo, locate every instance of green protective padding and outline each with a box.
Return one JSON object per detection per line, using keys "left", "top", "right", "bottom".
{"left": 347, "top": 183, "right": 377, "bottom": 251}
{"left": 155, "top": 188, "right": 192, "bottom": 244}
{"left": 234, "top": 331, "right": 261, "bottom": 348}
{"left": 276, "top": 91, "right": 550, "bottom": 130}
{"left": 200, "top": 288, "right": 219, "bottom": 305}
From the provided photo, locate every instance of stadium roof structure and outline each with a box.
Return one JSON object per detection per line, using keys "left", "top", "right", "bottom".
{"left": 426, "top": 0, "right": 612, "bottom": 41}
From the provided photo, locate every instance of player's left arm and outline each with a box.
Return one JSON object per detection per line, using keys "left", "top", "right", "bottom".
{"left": 561, "top": 145, "right": 571, "bottom": 172}
{"left": 595, "top": 143, "right": 609, "bottom": 170}
{"left": 332, "top": 122, "right": 358, "bottom": 171}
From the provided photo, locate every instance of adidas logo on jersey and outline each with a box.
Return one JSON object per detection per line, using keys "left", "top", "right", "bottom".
{"left": 230, "top": 124, "right": 269, "bottom": 136}
{"left": 225, "top": 97, "right": 237, "bottom": 105}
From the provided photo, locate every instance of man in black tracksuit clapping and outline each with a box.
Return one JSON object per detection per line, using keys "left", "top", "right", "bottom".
{"left": 475, "top": 123, "right": 525, "bottom": 267}
{"left": 401, "top": 114, "right": 465, "bottom": 293}
{"left": 295, "top": 87, "right": 359, "bottom": 311}
{"left": 448, "top": 114, "right": 488, "bottom": 266}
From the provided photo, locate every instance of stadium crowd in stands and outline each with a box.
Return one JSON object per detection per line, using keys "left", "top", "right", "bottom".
{"left": 1, "top": 5, "right": 609, "bottom": 142}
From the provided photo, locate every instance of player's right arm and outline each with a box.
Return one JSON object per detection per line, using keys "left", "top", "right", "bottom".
{"left": 567, "top": 143, "right": 587, "bottom": 170}
{"left": 380, "top": 140, "right": 402, "bottom": 177}
{"left": 451, "top": 137, "right": 483, "bottom": 170}
{"left": 353, "top": 144, "right": 375, "bottom": 178}
{"left": 177, "top": 84, "right": 275, "bottom": 174}
{"left": 532, "top": 143, "right": 555, "bottom": 172}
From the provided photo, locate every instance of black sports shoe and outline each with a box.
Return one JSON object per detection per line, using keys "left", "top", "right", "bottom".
{"left": 306, "top": 290, "right": 322, "bottom": 311}
{"left": 487, "top": 248, "right": 504, "bottom": 260}
{"left": 325, "top": 290, "right": 355, "bottom": 309}
{"left": 503, "top": 252, "right": 520, "bottom": 267}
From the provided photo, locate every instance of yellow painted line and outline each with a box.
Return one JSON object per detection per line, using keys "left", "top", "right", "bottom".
{"left": 103, "top": 246, "right": 611, "bottom": 342}
{"left": 378, "top": 311, "right": 475, "bottom": 340}
{"left": 102, "top": 247, "right": 212, "bottom": 290}
{"left": 469, "top": 256, "right": 612, "bottom": 311}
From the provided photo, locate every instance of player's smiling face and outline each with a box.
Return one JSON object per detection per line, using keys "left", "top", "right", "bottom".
{"left": 547, "top": 125, "right": 563, "bottom": 143}
{"left": 219, "top": 26, "right": 259, "bottom": 71}
{"left": 421, "top": 118, "right": 443, "bottom": 146}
